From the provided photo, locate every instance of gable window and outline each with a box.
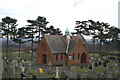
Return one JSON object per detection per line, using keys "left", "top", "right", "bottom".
{"left": 42, "top": 42, "right": 47, "bottom": 52}
{"left": 61, "top": 54, "right": 63, "bottom": 60}
{"left": 69, "top": 55, "right": 73, "bottom": 60}
{"left": 56, "top": 54, "right": 58, "bottom": 61}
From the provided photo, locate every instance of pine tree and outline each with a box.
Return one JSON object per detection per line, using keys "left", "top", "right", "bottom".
{"left": 26, "top": 20, "right": 37, "bottom": 58}
{"left": 45, "top": 25, "right": 62, "bottom": 35}
{"left": 35, "top": 16, "right": 49, "bottom": 43}
{"left": 12, "top": 27, "right": 26, "bottom": 57}
{"left": 1, "top": 16, "right": 17, "bottom": 58}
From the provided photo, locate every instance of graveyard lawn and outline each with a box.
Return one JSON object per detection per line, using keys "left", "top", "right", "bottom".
{"left": 2, "top": 52, "right": 120, "bottom": 78}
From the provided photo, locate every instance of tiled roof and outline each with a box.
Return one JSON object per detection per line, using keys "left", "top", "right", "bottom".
{"left": 44, "top": 35, "right": 86, "bottom": 54}
{"left": 45, "top": 35, "right": 67, "bottom": 53}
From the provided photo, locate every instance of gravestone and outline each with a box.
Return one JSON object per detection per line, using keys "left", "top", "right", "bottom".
{"left": 60, "top": 71, "right": 67, "bottom": 79}
{"left": 24, "top": 65, "right": 27, "bottom": 74}
{"left": 21, "top": 73, "right": 27, "bottom": 79}
{"left": 106, "top": 60, "right": 109, "bottom": 63}
{"left": 32, "top": 74, "right": 37, "bottom": 80}
{"left": 99, "top": 62, "right": 101, "bottom": 65}
{"left": 12, "top": 60, "right": 16, "bottom": 75}
{"left": 49, "top": 62, "right": 52, "bottom": 70}
{"left": 28, "top": 62, "right": 31, "bottom": 73}
{"left": 103, "top": 62, "right": 107, "bottom": 68}
{"left": 89, "top": 65, "right": 92, "bottom": 70}
{"left": 21, "top": 65, "right": 25, "bottom": 73}
{"left": 4, "top": 67, "right": 7, "bottom": 73}
{"left": 92, "top": 63, "right": 94, "bottom": 70}
{"left": 13, "top": 64, "right": 16, "bottom": 75}
{"left": 110, "top": 57, "right": 115, "bottom": 60}
{"left": 71, "top": 66, "right": 74, "bottom": 78}
{"left": 81, "top": 65, "right": 83, "bottom": 69}
{"left": 85, "top": 65, "right": 88, "bottom": 68}
{"left": 95, "top": 63, "right": 98, "bottom": 67}
{"left": 55, "top": 67, "right": 59, "bottom": 78}
{"left": 52, "top": 77, "right": 56, "bottom": 80}
{"left": 76, "top": 73, "right": 81, "bottom": 80}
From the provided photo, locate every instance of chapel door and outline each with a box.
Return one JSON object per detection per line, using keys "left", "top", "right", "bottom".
{"left": 43, "top": 54, "right": 47, "bottom": 64}
{"left": 81, "top": 53, "right": 86, "bottom": 64}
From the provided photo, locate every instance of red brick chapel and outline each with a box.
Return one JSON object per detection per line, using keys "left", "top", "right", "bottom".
{"left": 36, "top": 28, "right": 89, "bottom": 66}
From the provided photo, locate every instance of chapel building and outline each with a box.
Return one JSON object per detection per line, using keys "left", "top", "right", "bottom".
{"left": 36, "top": 28, "right": 89, "bottom": 66}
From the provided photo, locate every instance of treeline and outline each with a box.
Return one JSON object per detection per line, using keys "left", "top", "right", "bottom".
{"left": 0, "top": 16, "right": 62, "bottom": 58}
{"left": 0, "top": 16, "right": 120, "bottom": 58}
{"left": 71, "top": 20, "right": 120, "bottom": 57}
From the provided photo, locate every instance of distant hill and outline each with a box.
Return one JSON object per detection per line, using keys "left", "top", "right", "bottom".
{"left": 0, "top": 38, "right": 91, "bottom": 52}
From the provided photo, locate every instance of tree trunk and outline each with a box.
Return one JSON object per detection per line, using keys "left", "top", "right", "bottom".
{"left": 100, "top": 40, "right": 102, "bottom": 51}
{"left": 38, "top": 26, "right": 40, "bottom": 43}
{"left": 6, "top": 35, "right": 8, "bottom": 58}
{"left": 93, "top": 38, "right": 95, "bottom": 60}
{"left": 18, "top": 43, "right": 21, "bottom": 57}
{"left": 6, "top": 24, "right": 9, "bottom": 58}
{"left": 31, "top": 30, "right": 34, "bottom": 58}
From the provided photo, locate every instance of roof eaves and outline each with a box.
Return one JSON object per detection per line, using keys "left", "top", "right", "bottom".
{"left": 45, "top": 35, "right": 54, "bottom": 53}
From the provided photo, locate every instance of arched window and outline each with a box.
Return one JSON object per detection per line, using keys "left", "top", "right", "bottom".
{"left": 61, "top": 54, "right": 63, "bottom": 60}
{"left": 56, "top": 54, "right": 58, "bottom": 61}
{"left": 78, "top": 53, "right": 80, "bottom": 59}
{"left": 81, "top": 53, "right": 86, "bottom": 63}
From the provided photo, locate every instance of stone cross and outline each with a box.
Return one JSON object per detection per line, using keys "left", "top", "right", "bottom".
{"left": 55, "top": 67, "right": 59, "bottom": 78}
{"left": 21, "top": 65, "right": 25, "bottom": 73}
{"left": 49, "top": 62, "right": 52, "bottom": 70}
{"left": 92, "top": 63, "right": 94, "bottom": 70}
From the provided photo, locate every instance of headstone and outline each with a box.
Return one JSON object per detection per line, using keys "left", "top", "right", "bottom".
{"left": 60, "top": 71, "right": 67, "bottom": 79}
{"left": 28, "top": 62, "right": 32, "bottom": 73}
{"left": 21, "top": 65, "right": 25, "bottom": 73}
{"left": 76, "top": 73, "right": 81, "bottom": 80}
{"left": 32, "top": 74, "right": 37, "bottom": 80}
{"left": 106, "top": 60, "right": 109, "bottom": 63}
{"left": 92, "top": 63, "right": 94, "bottom": 70}
{"left": 95, "top": 63, "right": 98, "bottom": 67}
{"left": 81, "top": 65, "right": 83, "bottom": 69}
{"left": 89, "top": 65, "right": 92, "bottom": 70}
{"left": 4, "top": 67, "right": 7, "bottom": 72}
{"left": 13, "top": 64, "right": 16, "bottom": 75}
{"left": 85, "top": 65, "right": 88, "bottom": 68}
{"left": 49, "top": 62, "right": 52, "bottom": 70}
{"left": 9, "top": 76, "right": 13, "bottom": 80}
{"left": 21, "top": 73, "right": 26, "bottom": 79}
{"left": 103, "top": 62, "right": 107, "bottom": 68}
{"left": 71, "top": 66, "right": 74, "bottom": 78}
{"left": 6, "top": 59, "right": 9, "bottom": 64}
{"left": 99, "top": 62, "right": 101, "bottom": 65}
{"left": 110, "top": 57, "right": 115, "bottom": 60}
{"left": 52, "top": 77, "right": 56, "bottom": 80}
{"left": 55, "top": 67, "right": 59, "bottom": 78}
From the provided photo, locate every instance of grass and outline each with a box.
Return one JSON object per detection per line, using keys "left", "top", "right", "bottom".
{"left": 74, "top": 66, "right": 89, "bottom": 72}
{"left": 2, "top": 51, "right": 57, "bottom": 78}
{"left": 2, "top": 51, "right": 119, "bottom": 78}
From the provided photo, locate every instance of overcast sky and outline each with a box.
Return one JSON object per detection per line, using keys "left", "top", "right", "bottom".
{"left": 0, "top": 0, "right": 119, "bottom": 37}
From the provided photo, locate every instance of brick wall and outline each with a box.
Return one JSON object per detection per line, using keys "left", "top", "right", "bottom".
{"left": 68, "top": 40, "right": 89, "bottom": 65}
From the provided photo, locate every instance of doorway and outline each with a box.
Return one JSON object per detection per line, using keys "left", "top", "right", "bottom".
{"left": 43, "top": 54, "right": 47, "bottom": 64}
{"left": 81, "top": 53, "right": 86, "bottom": 64}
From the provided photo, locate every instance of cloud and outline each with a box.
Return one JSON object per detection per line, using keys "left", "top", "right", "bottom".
{"left": 0, "top": 0, "right": 119, "bottom": 35}
{"left": 73, "top": 0, "right": 85, "bottom": 7}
